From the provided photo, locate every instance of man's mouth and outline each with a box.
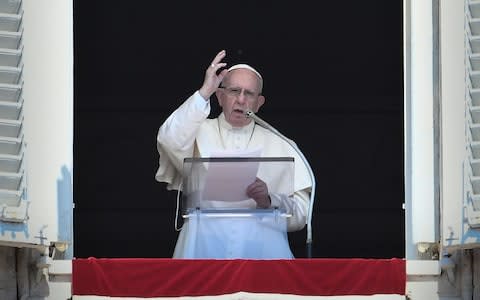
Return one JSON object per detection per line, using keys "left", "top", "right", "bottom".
{"left": 233, "top": 109, "right": 245, "bottom": 115}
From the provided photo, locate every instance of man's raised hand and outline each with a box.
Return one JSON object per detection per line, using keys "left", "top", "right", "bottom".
{"left": 199, "top": 50, "right": 228, "bottom": 100}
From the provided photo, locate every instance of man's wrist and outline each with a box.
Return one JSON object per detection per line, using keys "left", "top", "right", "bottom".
{"left": 198, "top": 88, "right": 211, "bottom": 101}
{"left": 257, "top": 195, "right": 271, "bottom": 209}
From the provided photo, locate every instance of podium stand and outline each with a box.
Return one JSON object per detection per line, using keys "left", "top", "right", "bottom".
{"left": 175, "top": 157, "right": 295, "bottom": 259}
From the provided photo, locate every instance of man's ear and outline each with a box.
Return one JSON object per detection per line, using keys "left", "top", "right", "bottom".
{"left": 255, "top": 95, "right": 265, "bottom": 111}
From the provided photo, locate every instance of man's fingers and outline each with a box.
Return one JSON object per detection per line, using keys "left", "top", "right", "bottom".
{"left": 247, "top": 180, "right": 268, "bottom": 197}
{"left": 248, "top": 184, "right": 265, "bottom": 194}
{"left": 199, "top": 50, "right": 227, "bottom": 99}
{"left": 213, "top": 50, "right": 226, "bottom": 63}
{"left": 217, "top": 68, "right": 229, "bottom": 82}
{"left": 212, "top": 62, "right": 227, "bottom": 72}
{"left": 210, "top": 50, "right": 226, "bottom": 68}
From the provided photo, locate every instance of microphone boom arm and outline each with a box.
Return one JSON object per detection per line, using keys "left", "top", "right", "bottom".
{"left": 245, "top": 111, "right": 316, "bottom": 257}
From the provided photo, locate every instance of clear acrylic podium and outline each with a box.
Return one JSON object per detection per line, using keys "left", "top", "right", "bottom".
{"left": 176, "top": 157, "right": 295, "bottom": 259}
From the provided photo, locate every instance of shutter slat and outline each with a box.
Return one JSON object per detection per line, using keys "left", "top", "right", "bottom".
{"left": 0, "top": 1, "right": 21, "bottom": 15}
{"left": 0, "top": 137, "right": 21, "bottom": 155}
{"left": 0, "top": 13, "right": 21, "bottom": 32}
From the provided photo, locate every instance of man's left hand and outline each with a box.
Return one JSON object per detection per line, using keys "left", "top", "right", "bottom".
{"left": 247, "top": 177, "right": 271, "bottom": 208}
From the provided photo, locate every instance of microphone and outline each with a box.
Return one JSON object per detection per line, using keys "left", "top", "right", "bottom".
{"left": 245, "top": 110, "right": 316, "bottom": 258}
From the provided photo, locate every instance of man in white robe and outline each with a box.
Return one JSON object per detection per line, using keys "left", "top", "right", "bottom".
{"left": 156, "top": 50, "right": 312, "bottom": 258}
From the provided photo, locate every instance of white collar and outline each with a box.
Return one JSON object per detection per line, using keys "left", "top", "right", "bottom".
{"left": 218, "top": 112, "right": 255, "bottom": 132}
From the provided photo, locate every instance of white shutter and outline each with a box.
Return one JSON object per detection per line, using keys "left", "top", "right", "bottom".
{"left": 467, "top": 1, "right": 480, "bottom": 229}
{"left": 438, "top": 0, "right": 480, "bottom": 249}
{"left": 0, "top": 0, "right": 27, "bottom": 223}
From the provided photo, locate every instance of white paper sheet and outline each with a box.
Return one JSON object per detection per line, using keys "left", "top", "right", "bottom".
{"left": 202, "top": 148, "right": 262, "bottom": 202}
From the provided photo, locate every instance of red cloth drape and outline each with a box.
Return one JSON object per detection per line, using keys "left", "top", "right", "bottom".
{"left": 72, "top": 258, "right": 406, "bottom": 297}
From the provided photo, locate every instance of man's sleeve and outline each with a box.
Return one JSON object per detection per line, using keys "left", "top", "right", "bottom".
{"left": 155, "top": 91, "right": 210, "bottom": 190}
{"left": 270, "top": 188, "right": 310, "bottom": 232}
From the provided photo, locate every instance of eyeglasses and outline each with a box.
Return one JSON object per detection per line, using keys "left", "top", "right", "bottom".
{"left": 219, "top": 86, "right": 260, "bottom": 101}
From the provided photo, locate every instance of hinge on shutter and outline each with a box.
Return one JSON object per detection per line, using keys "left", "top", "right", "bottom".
{"left": 0, "top": 200, "right": 28, "bottom": 222}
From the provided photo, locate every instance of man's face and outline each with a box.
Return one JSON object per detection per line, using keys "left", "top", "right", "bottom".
{"left": 216, "top": 69, "right": 265, "bottom": 127}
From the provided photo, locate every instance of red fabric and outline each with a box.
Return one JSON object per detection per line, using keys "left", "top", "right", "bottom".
{"left": 72, "top": 258, "right": 406, "bottom": 297}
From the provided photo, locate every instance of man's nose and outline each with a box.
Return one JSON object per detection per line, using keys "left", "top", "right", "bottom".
{"left": 236, "top": 92, "right": 247, "bottom": 104}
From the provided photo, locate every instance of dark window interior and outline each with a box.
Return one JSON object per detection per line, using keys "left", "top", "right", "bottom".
{"left": 73, "top": 1, "right": 404, "bottom": 258}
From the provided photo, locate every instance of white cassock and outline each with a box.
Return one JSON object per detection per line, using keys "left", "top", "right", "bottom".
{"left": 156, "top": 91, "right": 312, "bottom": 259}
